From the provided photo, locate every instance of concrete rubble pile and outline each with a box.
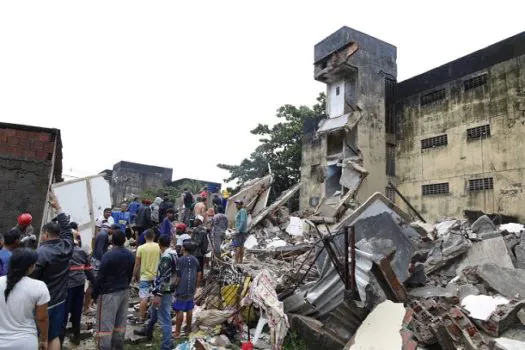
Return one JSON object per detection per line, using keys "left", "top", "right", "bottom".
{"left": 92, "top": 172, "right": 525, "bottom": 349}
{"left": 220, "top": 176, "right": 525, "bottom": 349}
{"left": 188, "top": 167, "right": 525, "bottom": 349}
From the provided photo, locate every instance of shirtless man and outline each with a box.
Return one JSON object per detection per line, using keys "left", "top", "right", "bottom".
{"left": 193, "top": 197, "right": 207, "bottom": 223}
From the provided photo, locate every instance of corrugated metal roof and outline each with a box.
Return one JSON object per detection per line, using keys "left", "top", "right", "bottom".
{"left": 306, "top": 248, "right": 374, "bottom": 314}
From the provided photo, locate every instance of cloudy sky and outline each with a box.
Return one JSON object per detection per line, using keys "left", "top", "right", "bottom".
{"left": 1, "top": 1, "right": 524, "bottom": 184}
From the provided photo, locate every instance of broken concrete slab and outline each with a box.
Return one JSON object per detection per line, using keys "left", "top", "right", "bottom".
{"left": 408, "top": 285, "right": 456, "bottom": 299}
{"left": 319, "top": 192, "right": 413, "bottom": 237}
{"left": 456, "top": 236, "right": 514, "bottom": 274}
{"left": 473, "top": 299, "right": 525, "bottom": 337}
{"left": 354, "top": 212, "right": 415, "bottom": 283}
{"left": 425, "top": 233, "right": 472, "bottom": 274}
{"left": 226, "top": 174, "right": 273, "bottom": 224}
{"left": 494, "top": 337, "right": 525, "bottom": 350}
{"left": 471, "top": 215, "right": 497, "bottom": 235}
{"left": 308, "top": 216, "right": 336, "bottom": 224}
{"left": 410, "top": 221, "right": 435, "bottom": 240}
{"left": 249, "top": 183, "right": 301, "bottom": 230}
{"left": 435, "top": 219, "right": 461, "bottom": 238}
{"left": 288, "top": 314, "right": 347, "bottom": 350}
{"left": 473, "top": 264, "right": 525, "bottom": 299}
{"left": 339, "top": 160, "right": 368, "bottom": 193}
{"left": 514, "top": 244, "right": 525, "bottom": 269}
{"left": 461, "top": 295, "right": 510, "bottom": 321}
{"left": 344, "top": 300, "right": 405, "bottom": 349}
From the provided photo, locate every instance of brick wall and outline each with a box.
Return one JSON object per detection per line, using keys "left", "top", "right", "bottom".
{"left": 0, "top": 124, "right": 62, "bottom": 236}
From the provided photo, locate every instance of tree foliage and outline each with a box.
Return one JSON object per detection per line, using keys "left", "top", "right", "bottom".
{"left": 141, "top": 180, "right": 204, "bottom": 203}
{"left": 218, "top": 93, "right": 326, "bottom": 198}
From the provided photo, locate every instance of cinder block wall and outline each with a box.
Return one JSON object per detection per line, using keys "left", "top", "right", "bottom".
{"left": 0, "top": 125, "right": 61, "bottom": 235}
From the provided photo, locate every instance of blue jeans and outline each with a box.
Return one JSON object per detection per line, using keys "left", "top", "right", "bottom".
{"left": 146, "top": 294, "right": 172, "bottom": 350}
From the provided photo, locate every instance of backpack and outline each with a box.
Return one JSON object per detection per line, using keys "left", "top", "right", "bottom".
{"left": 151, "top": 206, "right": 160, "bottom": 224}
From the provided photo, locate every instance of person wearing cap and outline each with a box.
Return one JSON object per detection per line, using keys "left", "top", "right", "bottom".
{"left": 175, "top": 223, "right": 190, "bottom": 255}
{"left": 208, "top": 208, "right": 228, "bottom": 258}
{"left": 191, "top": 215, "right": 208, "bottom": 273}
{"left": 233, "top": 200, "right": 248, "bottom": 264}
{"left": 14, "top": 213, "right": 36, "bottom": 248}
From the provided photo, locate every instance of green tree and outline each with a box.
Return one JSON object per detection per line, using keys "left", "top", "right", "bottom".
{"left": 218, "top": 93, "right": 326, "bottom": 199}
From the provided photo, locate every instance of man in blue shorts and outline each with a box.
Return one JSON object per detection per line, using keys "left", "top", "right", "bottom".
{"left": 173, "top": 240, "right": 202, "bottom": 338}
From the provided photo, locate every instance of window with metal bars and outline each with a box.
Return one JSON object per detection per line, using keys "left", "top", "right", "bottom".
{"left": 385, "top": 78, "right": 396, "bottom": 134}
{"left": 420, "top": 89, "right": 446, "bottom": 106}
{"left": 422, "top": 183, "right": 449, "bottom": 196}
{"left": 421, "top": 134, "right": 448, "bottom": 150}
{"left": 385, "top": 187, "right": 396, "bottom": 202}
{"left": 464, "top": 74, "right": 488, "bottom": 91}
{"left": 468, "top": 177, "right": 494, "bottom": 191}
{"left": 467, "top": 125, "right": 491, "bottom": 140}
{"left": 386, "top": 143, "right": 396, "bottom": 176}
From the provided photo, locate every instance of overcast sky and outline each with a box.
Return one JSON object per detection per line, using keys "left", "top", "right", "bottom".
{"left": 1, "top": 1, "right": 524, "bottom": 184}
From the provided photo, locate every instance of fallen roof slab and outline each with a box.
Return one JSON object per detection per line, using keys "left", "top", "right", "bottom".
{"left": 226, "top": 174, "right": 273, "bottom": 223}
{"left": 354, "top": 212, "right": 415, "bottom": 283}
{"left": 474, "top": 263, "right": 525, "bottom": 299}
{"left": 456, "top": 235, "right": 514, "bottom": 275}
{"left": 248, "top": 182, "right": 301, "bottom": 231}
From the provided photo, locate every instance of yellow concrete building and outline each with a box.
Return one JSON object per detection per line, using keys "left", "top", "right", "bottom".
{"left": 395, "top": 32, "right": 525, "bottom": 221}
{"left": 300, "top": 27, "right": 525, "bottom": 222}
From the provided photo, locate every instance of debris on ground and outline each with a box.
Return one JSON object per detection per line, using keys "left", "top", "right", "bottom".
{"left": 65, "top": 172, "right": 525, "bottom": 349}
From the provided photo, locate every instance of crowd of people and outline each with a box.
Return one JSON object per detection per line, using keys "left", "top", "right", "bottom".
{"left": 0, "top": 187, "right": 249, "bottom": 350}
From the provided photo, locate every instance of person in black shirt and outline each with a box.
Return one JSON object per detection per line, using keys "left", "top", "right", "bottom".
{"left": 93, "top": 230, "right": 134, "bottom": 350}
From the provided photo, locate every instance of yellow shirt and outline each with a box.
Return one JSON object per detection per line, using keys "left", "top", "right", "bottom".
{"left": 136, "top": 242, "right": 161, "bottom": 281}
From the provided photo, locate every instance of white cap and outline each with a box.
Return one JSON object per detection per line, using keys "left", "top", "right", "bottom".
{"left": 195, "top": 215, "right": 204, "bottom": 222}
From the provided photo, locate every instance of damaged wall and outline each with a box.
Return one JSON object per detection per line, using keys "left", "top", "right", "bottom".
{"left": 396, "top": 43, "right": 525, "bottom": 221}
{"left": 300, "top": 27, "right": 397, "bottom": 210}
{"left": 0, "top": 123, "right": 63, "bottom": 235}
{"left": 110, "top": 161, "right": 173, "bottom": 205}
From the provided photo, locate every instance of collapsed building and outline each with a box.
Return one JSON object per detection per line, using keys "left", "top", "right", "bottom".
{"left": 300, "top": 27, "right": 525, "bottom": 223}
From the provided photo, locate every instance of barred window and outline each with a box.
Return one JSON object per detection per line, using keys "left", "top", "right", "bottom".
{"left": 467, "top": 125, "right": 491, "bottom": 140}
{"left": 421, "top": 89, "right": 446, "bottom": 106}
{"left": 422, "top": 183, "right": 449, "bottom": 196}
{"left": 469, "top": 177, "right": 493, "bottom": 191}
{"left": 421, "top": 134, "right": 448, "bottom": 150}
{"left": 464, "top": 74, "right": 488, "bottom": 91}
{"left": 386, "top": 187, "right": 396, "bottom": 202}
